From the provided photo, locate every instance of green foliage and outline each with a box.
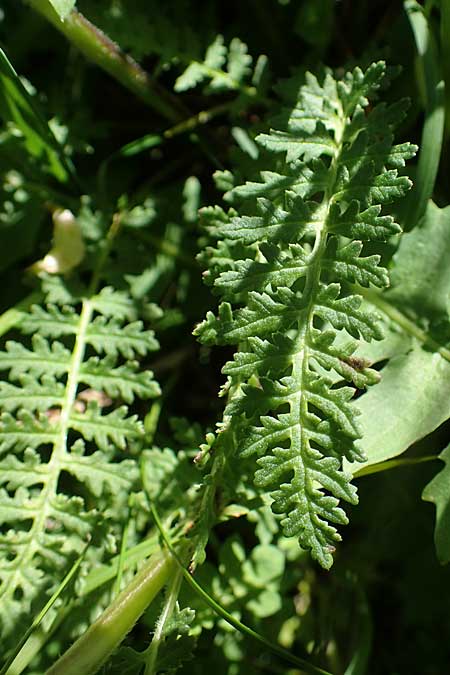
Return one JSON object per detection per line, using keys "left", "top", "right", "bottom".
{"left": 196, "top": 62, "right": 416, "bottom": 569}
{"left": 48, "top": 0, "right": 76, "bottom": 20}
{"left": 0, "top": 45, "right": 73, "bottom": 183}
{"left": 175, "top": 35, "right": 256, "bottom": 95}
{"left": 423, "top": 444, "right": 450, "bottom": 565}
{"left": 350, "top": 201, "right": 450, "bottom": 470}
{"left": 0, "top": 2, "right": 450, "bottom": 675}
{"left": 0, "top": 278, "right": 160, "bottom": 648}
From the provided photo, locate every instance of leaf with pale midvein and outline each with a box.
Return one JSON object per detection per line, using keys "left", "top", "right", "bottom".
{"left": 196, "top": 61, "right": 416, "bottom": 568}
{"left": 0, "top": 286, "right": 161, "bottom": 646}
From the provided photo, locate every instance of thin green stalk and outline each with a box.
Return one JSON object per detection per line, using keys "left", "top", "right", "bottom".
{"left": 354, "top": 454, "right": 439, "bottom": 478}
{"left": 81, "top": 535, "right": 160, "bottom": 596}
{"left": 4, "top": 622, "right": 66, "bottom": 675}
{"left": 47, "top": 548, "right": 175, "bottom": 675}
{"left": 25, "top": 0, "right": 182, "bottom": 122}
{"left": 144, "top": 568, "right": 183, "bottom": 675}
{"left": 402, "top": 0, "right": 445, "bottom": 228}
{"left": 2, "top": 546, "right": 88, "bottom": 675}
{"left": 144, "top": 400, "right": 162, "bottom": 443}
{"left": 164, "top": 101, "right": 235, "bottom": 139}
{"left": 112, "top": 514, "right": 131, "bottom": 599}
{"left": 88, "top": 211, "right": 121, "bottom": 294}
{"left": 150, "top": 504, "right": 333, "bottom": 675}
{"left": 98, "top": 101, "right": 232, "bottom": 200}
{"left": 137, "top": 230, "right": 198, "bottom": 269}
{"left": 440, "top": 0, "right": 450, "bottom": 136}
{"left": 102, "top": 100, "right": 234, "bottom": 163}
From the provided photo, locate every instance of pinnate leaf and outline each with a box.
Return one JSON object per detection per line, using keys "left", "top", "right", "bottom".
{"left": 197, "top": 61, "right": 416, "bottom": 567}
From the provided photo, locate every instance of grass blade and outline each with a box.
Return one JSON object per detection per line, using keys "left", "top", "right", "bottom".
{"left": 0, "top": 45, "right": 76, "bottom": 184}
{"left": 1, "top": 543, "right": 89, "bottom": 675}
{"left": 150, "top": 502, "right": 333, "bottom": 675}
{"left": 440, "top": 0, "right": 450, "bottom": 135}
{"left": 47, "top": 548, "right": 175, "bottom": 675}
{"left": 402, "top": 0, "right": 445, "bottom": 229}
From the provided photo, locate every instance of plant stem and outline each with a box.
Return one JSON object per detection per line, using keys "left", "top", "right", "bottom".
{"left": 403, "top": 0, "right": 444, "bottom": 229}
{"left": 150, "top": 505, "right": 333, "bottom": 675}
{"left": 6, "top": 617, "right": 68, "bottom": 675}
{"left": 47, "top": 548, "right": 175, "bottom": 675}
{"left": 112, "top": 513, "right": 131, "bottom": 599}
{"left": 3, "top": 548, "right": 88, "bottom": 675}
{"left": 81, "top": 534, "right": 160, "bottom": 596}
{"left": 144, "top": 567, "right": 183, "bottom": 675}
{"left": 25, "top": 0, "right": 182, "bottom": 122}
{"left": 354, "top": 453, "right": 439, "bottom": 477}
{"left": 163, "top": 101, "right": 234, "bottom": 139}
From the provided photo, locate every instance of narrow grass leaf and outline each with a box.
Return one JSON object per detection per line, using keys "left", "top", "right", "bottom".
{"left": 1, "top": 544, "right": 88, "bottom": 675}
{"left": 402, "top": 0, "right": 444, "bottom": 229}
{"left": 149, "top": 502, "right": 333, "bottom": 675}
{"left": 0, "top": 46, "right": 75, "bottom": 183}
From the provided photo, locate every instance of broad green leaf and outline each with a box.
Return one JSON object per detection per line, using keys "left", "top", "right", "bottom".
{"left": 388, "top": 201, "right": 450, "bottom": 318}
{"left": 350, "top": 345, "right": 450, "bottom": 471}
{"left": 422, "top": 445, "right": 450, "bottom": 564}
{"left": 348, "top": 201, "right": 450, "bottom": 472}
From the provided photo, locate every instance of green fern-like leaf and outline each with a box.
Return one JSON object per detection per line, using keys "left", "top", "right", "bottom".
{"left": 195, "top": 62, "right": 417, "bottom": 568}
{"left": 0, "top": 285, "right": 160, "bottom": 644}
{"left": 174, "top": 34, "right": 264, "bottom": 97}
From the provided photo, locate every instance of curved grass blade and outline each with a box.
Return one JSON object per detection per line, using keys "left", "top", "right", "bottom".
{"left": 112, "top": 512, "right": 131, "bottom": 598}
{"left": 402, "top": 0, "right": 444, "bottom": 229}
{"left": 0, "top": 45, "right": 76, "bottom": 184}
{"left": 149, "top": 502, "right": 333, "bottom": 675}
{"left": 441, "top": 0, "right": 450, "bottom": 136}
{"left": 47, "top": 548, "right": 175, "bottom": 675}
{"left": 1, "top": 543, "right": 89, "bottom": 675}
{"left": 354, "top": 454, "right": 439, "bottom": 478}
